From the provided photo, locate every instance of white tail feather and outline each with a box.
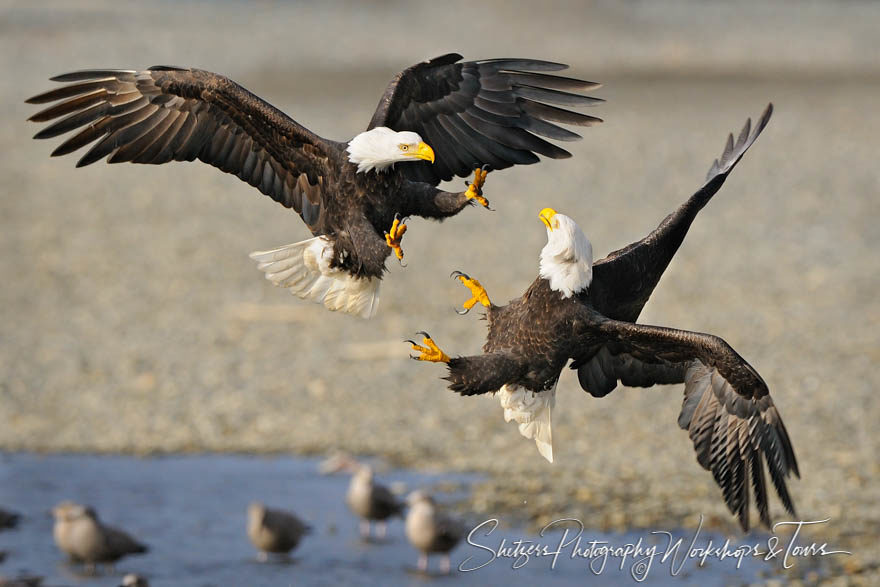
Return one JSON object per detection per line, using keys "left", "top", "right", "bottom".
{"left": 497, "top": 384, "right": 556, "bottom": 463}
{"left": 249, "top": 237, "right": 380, "bottom": 319}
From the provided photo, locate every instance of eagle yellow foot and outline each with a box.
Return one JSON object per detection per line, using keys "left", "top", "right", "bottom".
{"left": 406, "top": 331, "right": 450, "bottom": 363}
{"left": 450, "top": 271, "right": 491, "bottom": 315}
{"left": 465, "top": 165, "right": 492, "bottom": 209}
{"left": 384, "top": 214, "right": 408, "bottom": 264}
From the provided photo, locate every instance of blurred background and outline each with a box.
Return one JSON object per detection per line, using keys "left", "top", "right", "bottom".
{"left": 1, "top": 0, "right": 878, "bottom": 585}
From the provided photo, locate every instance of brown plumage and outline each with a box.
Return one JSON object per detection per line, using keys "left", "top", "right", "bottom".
{"left": 405, "top": 491, "right": 465, "bottom": 574}
{"left": 415, "top": 105, "right": 799, "bottom": 531}
{"left": 26, "top": 55, "right": 601, "bottom": 317}
{"left": 346, "top": 465, "right": 405, "bottom": 539}
{"left": 246, "top": 502, "right": 310, "bottom": 558}
{"left": 51, "top": 501, "right": 148, "bottom": 566}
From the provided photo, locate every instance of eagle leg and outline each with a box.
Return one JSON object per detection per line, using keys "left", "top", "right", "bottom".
{"left": 464, "top": 165, "right": 492, "bottom": 210}
{"left": 384, "top": 213, "right": 408, "bottom": 265}
{"left": 406, "top": 331, "right": 451, "bottom": 363}
{"left": 450, "top": 271, "right": 491, "bottom": 314}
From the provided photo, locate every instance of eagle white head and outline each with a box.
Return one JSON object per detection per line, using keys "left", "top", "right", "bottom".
{"left": 539, "top": 208, "right": 593, "bottom": 297}
{"left": 347, "top": 127, "right": 435, "bottom": 173}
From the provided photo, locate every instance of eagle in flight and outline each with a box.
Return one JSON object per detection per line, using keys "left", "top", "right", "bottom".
{"left": 409, "top": 105, "right": 799, "bottom": 530}
{"left": 26, "top": 54, "right": 602, "bottom": 318}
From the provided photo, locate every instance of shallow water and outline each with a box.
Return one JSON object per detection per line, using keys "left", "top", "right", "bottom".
{"left": 0, "top": 453, "right": 772, "bottom": 586}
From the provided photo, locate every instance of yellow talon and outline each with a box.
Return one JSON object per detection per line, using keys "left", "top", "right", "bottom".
{"left": 408, "top": 332, "right": 450, "bottom": 363}
{"left": 465, "top": 167, "right": 491, "bottom": 209}
{"left": 451, "top": 271, "right": 491, "bottom": 314}
{"left": 384, "top": 215, "right": 408, "bottom": 261}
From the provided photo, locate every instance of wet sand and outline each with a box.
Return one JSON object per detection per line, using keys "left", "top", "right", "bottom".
{"left": 1, "top": 1, "right": 878, "bottom": 584}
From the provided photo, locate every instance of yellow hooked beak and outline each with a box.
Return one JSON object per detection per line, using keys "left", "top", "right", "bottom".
{"left": 414, "top": 141, "right": 435, "bottom": 163}
{"left": 539, "top": 207, "right": 557, "bottom": 230}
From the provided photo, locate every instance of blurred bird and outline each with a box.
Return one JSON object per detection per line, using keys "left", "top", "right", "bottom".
{"left": 52, "top": 501, "right": 148, "bottom": 570}
{"left": 346, "top": 465, "right": 405, "bottom": 539}
{"left": 405, "top": 491, "right": 465, "bottom": 574}
{"left": 26, "top": 55, "right": 602, "bottom": 319}
{"left": 410, "top": 105, "right": 800, "bottom": 531}
{"left": 0, "top": 575, "right": 43, "bottom": 587}
{"left": 0, "top": 508, "right": 20, "bottom": 531}
{"left": 120, "top": 574, "right": 149, "bottom": 587}
{"left": 247, "top": 502, "right": 310, "bottom": 561}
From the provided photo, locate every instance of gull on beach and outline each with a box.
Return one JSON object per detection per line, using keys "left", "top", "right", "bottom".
{"left": 247, "top": 502, "right": 311, "bottom": 561}
{"left": 405, "top": 491, "right": 465, "bottom": 574}
{"left": 52, "top": 501, "right": 148, "bottom": 571}
{"left": 345, "top": 465, "right": 405, "bottom": 539}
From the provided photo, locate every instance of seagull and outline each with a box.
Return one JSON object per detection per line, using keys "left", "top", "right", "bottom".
{"left": 346, "top": 465, "right": 405, "bottom": 539}
{"left": 52, "top": 501, "right": 148, "bottom": 571}
{"left": 247, "top": 502, "right": 310, "bottom": 561}
{"left": 405, "top": 491, "right": 465, "bottom": 574}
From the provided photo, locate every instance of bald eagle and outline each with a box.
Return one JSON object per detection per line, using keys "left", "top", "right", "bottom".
{"left": 410, "top": 105, "right": 799, "bottom": 530}
{"left": 25, "top": 54, "right": 602, "bottom": 318}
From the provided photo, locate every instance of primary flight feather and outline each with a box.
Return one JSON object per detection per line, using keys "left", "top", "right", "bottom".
{"left": 26, "top": 54, "right": 602, "bottom": 318}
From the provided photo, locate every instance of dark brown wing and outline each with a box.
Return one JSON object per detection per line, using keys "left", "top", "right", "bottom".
{"left": 591, "top": 104, "right": 773, "bottom": 322}
{"left": 372, "top": 484, "right": 404, "bottom": 518}
{"left": 26, "top": 67, "right": 340, "bottom": 234}
{"left": 571, "top": 314, "right": 798, "bottom": 531}
{"left": 368, "top": 54, "right": 602, "bottom": 184}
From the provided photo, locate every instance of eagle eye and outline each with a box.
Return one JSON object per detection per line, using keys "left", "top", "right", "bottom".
{"left": 398, "top": 143, "right": 410, "bottom": 151}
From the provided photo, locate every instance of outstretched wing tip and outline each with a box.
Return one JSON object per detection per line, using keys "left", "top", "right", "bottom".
{"left": 374, "top": 55, "right": 603, "bottom": 184}
{"left": 28, "top": 66, "right": 332, "bottom": 231}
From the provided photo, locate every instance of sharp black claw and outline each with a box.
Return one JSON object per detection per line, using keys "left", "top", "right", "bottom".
{"left": 481, "top": 164, "right": 491, "bottom": 172}
{"left": 404, "top": 339, "right": 416, "bottom": 345}
{"left": 416, "top": 331, "right": 431, "bottom": 339}
{"left": 455, "top": 306, "right": 470, "bottom": 315}
{"left": 450, "top": 270, "right": 469, "bottom": 280}
{"left": 398, "top": 258, "right": 407, "bottom": 268}
{"left": 409, "top": 354, "right": 419, "bottom": 360}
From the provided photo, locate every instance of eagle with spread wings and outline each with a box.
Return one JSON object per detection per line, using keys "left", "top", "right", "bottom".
{"left": 409, "top": 105, "right": 799, "bottom": 530}
{"left": 26, "top": 54, "right": 602, "bottom": 318}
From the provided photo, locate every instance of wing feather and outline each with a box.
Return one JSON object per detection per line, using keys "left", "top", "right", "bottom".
{"left": 368, "top": 54, "right": 602, "bottom": 184}
{"left": 572, "top": 317, "right": 798, "bottom": 530}
{"left": 27, "top": 67, "right": 338, "bottom": 234}
{"left": 591, "top": 105, "right": 773, "bottom": 323}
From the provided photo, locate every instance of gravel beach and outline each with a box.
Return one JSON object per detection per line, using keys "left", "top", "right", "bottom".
{"left": 2, "top": 1, "right": 878, "bottom": 583}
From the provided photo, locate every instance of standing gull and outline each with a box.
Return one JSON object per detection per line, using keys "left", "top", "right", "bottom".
{"left": 52, "top": 501, "right": 148, "bottom": 570}
{"left": 410, "top": 106, "right": 799, "bottom": 531}
{"left": 405, "top": 491, "right": 465, "bottom": 574}
{"left": 247, "top": 502, "right": 310, "bottom": 561}
{"left": 346, "top": 465, "right": 405, "bottom": 539}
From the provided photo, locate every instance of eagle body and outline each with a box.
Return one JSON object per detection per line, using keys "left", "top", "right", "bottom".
{"left": 418, "top": 105, "right": 799, "bottom": 531}
{"left": 451, "top": 278, "right": 581, "bottom": 395}
{"left": 27, "top": 55, "right": 602, "bottom": 318}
